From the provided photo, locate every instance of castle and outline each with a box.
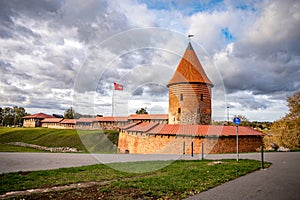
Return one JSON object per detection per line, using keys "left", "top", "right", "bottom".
{"left": 23, "top": 42, "right": 264, "bottom": 154}
{"left": 117, "top": 42, "right": 264, "bottom": 154}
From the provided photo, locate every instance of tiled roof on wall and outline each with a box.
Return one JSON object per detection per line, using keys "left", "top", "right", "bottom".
{"left": 96, "top": 116, "right": 129, "bottom": 122}
{"left": 128, "top": 114, "right": 168, "bottom": 120}
{"left": 60, "top": 119, "right": 76, "bottom": 124}
{"left": 76, "top": 118, "right": 97, "bottom": 123}
{"left": 147, "top": 124, "right": 264, "bottom": 136}
{"left": 126, "top": 122, "right": 159, "bottom": 132}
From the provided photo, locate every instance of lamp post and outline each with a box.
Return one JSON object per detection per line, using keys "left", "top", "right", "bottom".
{"left": 227, "top": 106, "right": 230, "bottom": 124}
{"left": 233, "top": 117, "right": 241, "bottom": 161}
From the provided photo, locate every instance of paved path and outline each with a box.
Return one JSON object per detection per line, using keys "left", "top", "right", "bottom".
{"left": 187, "top": 152, "right": 300, "bottom": 200}
{"left": 0, "top": 151, "right": 276, "bottom": 174}
{"left": 0, "top": 152, "right": 200, "bottom": 173}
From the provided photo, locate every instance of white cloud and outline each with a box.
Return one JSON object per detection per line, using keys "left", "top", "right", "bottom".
{"left": 0, "top": 0, "right": 298, "bottom": 121}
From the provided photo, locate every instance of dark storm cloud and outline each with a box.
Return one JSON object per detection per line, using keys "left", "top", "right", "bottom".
{"left": 26, "top": 99, "right": 65, "bottom": 110}
{"left": 220, "top": 0, "right": 300, "bottom": 98}
{"left": 144, "top": 84, "right": 168, "bottom": 97}
{"left": 223, "top": 56, "right": 300, "bottom": 96}
{"left": 132, "top": 87, "right": 144, "bottom": 96}
{"left": 0, "top": 0, "right": 136, "bottom": 112}
{"left": 235, "top": 95, "right": 269, "bottom": 110}
{"left": 0, "top": 0, "right": 62, "bottom": 38}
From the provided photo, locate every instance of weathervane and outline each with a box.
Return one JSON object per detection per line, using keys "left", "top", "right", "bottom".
{"left": 188, "top": 34, "right": 194, "bottom": 41}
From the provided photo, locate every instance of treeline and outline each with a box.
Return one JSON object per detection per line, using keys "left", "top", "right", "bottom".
{"left": 271, "top": 90, "right": 300, "bottom": 148}
{"left": 0, "top": 106, "right": 29, "bottom": 127}
{"left": 212, "top": 116, "right": 273, "bottom": 130}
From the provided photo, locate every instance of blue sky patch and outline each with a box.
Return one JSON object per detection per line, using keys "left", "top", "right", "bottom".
{"left": 221, "top": 27, "right": 235, "bottom": 43}
{"left": 137, "top": 0, "right": 225, "bottom": 15}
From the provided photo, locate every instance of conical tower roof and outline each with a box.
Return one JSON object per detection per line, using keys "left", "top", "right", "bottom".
{"left": 167, "top": 42, "right": 213, "bottom": 87}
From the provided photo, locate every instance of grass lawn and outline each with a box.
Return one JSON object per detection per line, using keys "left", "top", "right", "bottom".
{"left": 0, "top": 127, "right": 119, "bottom": 153}
{"left": 0, "top": 144, "right": 46, "bottom": 152}
{"left": 0, "top": 159, "right": 270, "bottom": 199}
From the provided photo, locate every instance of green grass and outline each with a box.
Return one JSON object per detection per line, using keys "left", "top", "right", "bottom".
{"left": 0, "top": 144, "right": 46, "bottom": 152}
{"left": 0, "top": 159, "right": 271, "bottom": 199}
{"left": 290, "top": 148, "right": 300, "bottom": 152}
{"left": 0, "top": 127, "right": 119, "bottom": 153}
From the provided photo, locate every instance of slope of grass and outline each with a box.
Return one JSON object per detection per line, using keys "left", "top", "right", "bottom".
{"left": 0, "top": 159, "right": 271, "bottom": 199}
{"left": 0, "top": 127, "right": 119, "bottom": 153}
{"left": 0, "top": 144, "right": 46, "bottom": 152}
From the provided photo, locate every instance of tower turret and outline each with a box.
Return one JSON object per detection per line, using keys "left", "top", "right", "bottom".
{"left": 167, "top": 42, "right": 213, "bottom": 125}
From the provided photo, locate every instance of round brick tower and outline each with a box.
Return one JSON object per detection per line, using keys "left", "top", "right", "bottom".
{"left": 167, "top": 42, "right": 214, "bottom": 125}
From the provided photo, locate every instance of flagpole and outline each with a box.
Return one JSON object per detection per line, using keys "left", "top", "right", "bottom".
{"left": 112, "top": 83, "right": 114, "bottom": 116}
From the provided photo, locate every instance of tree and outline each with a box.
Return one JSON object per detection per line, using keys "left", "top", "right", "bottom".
{"left": 2, "top": 107, "right": 13, "bottom": 126}
{"left": 13, "top": 106, "right": 28, "bottom": 126}
{"left": 64, "top": 107, "right": 82, "bottom": 119}
{"left": 0, "top": 107, "right": 2, "bottom": 126}
{"left": 136, "top": 107, "right": 148, "bottom": 114}
{"left": 271, "top": 91, "right": 300, "bottom": 148}
{"left": 0, "top": 106, "right": 28, "bottom": 127}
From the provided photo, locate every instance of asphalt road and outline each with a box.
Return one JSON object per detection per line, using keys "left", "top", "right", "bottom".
{"left": 1, "top": 152, "right": 299, "bottom": 200}
{"left": 186, "top": 152, "right": 300, "bottom": 200}
{"left": 0, "top": 151, "right": 279, "bottom": 174}
{"left": 0, "top": 152, "right": 201, "bottom": 173}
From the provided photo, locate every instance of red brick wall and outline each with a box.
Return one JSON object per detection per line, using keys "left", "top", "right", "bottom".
{"left": 118, "top": 131, "right": 263, "bottom": 154}
{"left": 168, "top": 83, "right": 212, "bottom": 125}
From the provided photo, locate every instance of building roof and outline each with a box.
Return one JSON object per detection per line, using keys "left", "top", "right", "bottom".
{"left": 120, "top": 123, "right": 264, "bottom": 136}
{"left": 40, "top": 118, "right": 63, "bottom": 123}
{"left": 128, "top": 114, "right": 168, "bottom": 120}
{"left": 126, "top": 122, "right": 159, "bottom": 132}
{"left": 23, "top": 113, "right": 54, "bottom": 119}
{"left": 60, "top": 119, "right": 76, "bottom": 124}
{"left": 146, "top": 124, "right": 264, "bottom": 136}
{"left": 96, "top": 116, "right": 129, "bottom": 122}
{"left": 168, "top": 42, "right": 213, "bottom": 87}
{"left": 119, "top": 122, "right": 142, "bottom": 130}
{"left": 76, "top": 118, "right": 97, "bottom": 123}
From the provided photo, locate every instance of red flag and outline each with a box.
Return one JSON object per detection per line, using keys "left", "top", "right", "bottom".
{"left": 114, "top": 82, "right": 123, "bottom": 90}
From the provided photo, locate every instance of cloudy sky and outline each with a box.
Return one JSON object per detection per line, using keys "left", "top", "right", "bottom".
{"left": 0, "top": 0, "right": 299, "bottom": 121}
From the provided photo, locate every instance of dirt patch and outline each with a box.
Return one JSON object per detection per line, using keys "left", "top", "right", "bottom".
{"left": 3, "top": 184, "right": 152, "bottom": 200}
{"left": 0, "top": 181, "right": 111, "bottom": 199}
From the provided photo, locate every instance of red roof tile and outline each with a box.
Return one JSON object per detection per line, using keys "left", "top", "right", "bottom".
{"left": 146, "top": 124, "right": 264, "bottom": 136}
{"left": 119, "top": 122, "right": 141, "bottom": 130}
{"left": 168, "top": 42, "right": 213, "bottom": 87}
{"left": 23, "top": 113, "right": 54, "bottom": 119}
{"left": 60, "top": 119, "right": 76, "bottom": 124}
{"left": 126, "top": 122, "right": 159, "bottom": 132}
{"left": 128, "top": 114, "right": 168, "bottom": 120}
{"left": 96, "top": 116, "right": 129, "bottom": 122}
{"left": 76, "top": 118, "right": 97, "bottom": 123}
{"left": 40, "top": 118, "right": 63, "bottom": 123}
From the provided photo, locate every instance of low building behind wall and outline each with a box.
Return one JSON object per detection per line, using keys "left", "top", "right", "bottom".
{"left": 60, "top": 119, "right": 76, "bottom": 129}
{"left": 23, "top": 113, "right": 54, "bottom": 127}
{"left": 128, "top": 114, "right": 168, "bottom": 124}
{"left": 23, "top": 113, "right": 169, "bottom": 130}
{"left": 118, "top": 123, "right": 264, "bottom": 154}
{"left": 96, "top": 116, "right": 129, "bottom": 130}
{"left": 41, "top": 118, "right": 64, "bottom": 128}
